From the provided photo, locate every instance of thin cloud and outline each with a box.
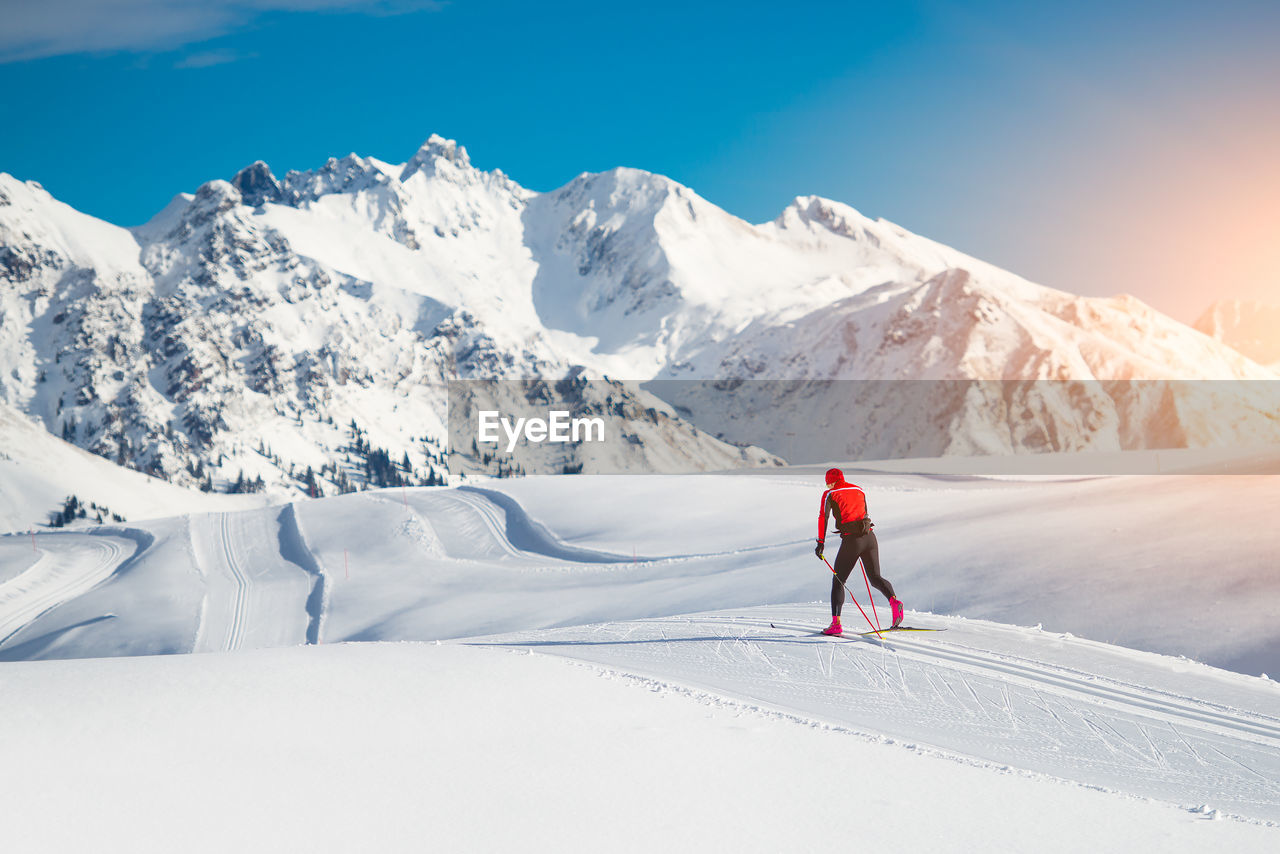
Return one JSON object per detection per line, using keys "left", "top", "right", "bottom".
{"left": 174, "top": 48, "right": 252, "bottom": 69}
{"left": 0, "top": 1, "right": 445, "bottom": 64}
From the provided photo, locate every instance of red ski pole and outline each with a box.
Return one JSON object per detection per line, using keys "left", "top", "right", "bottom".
{"left": 858, "top": 557, "right": 883, "bottom": 633}
{"left": 822, "top": 556, "right": 881, "bottom": 634}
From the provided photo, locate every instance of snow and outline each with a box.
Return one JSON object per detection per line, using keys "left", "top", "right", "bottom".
{"left": 4, "top": 136, "right": 1280, "bottom": 849}
{"left": 485, "top": 607, "right": 1280, "bottom": 822}
{"left": 187, "top": 507, "right": 318, "bottom": 653}
{"left": 1, "top": 464, "right": 1278, "bottom": 850}
{"left": 1195, "top": 300, "right": 1280, "bottom": 369}
{"left": 6, "top": 136, "right": 1277, "bottom": 498}
{"left": 0, "top": 531, "right": 134, "bottom": 643}
{"left": 0, "top": 174, "right": 146, "bottom": 275}
{"left": 0, "top": 399, "right": 267, "bottom": 533}
{"left": 6, "top": 464, "right": 1278, "bottom": 673}
{"left": 1, "top": 641, "right": 1275, "bottom": 853}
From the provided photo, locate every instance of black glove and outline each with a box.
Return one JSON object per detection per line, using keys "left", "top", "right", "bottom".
{"left": 814, "top": 541, "right": 824, "bottom": 560}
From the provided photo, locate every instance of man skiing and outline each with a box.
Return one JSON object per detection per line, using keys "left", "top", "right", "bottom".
{"left": 815, "top": 467, "right": 904, "bottom": 635}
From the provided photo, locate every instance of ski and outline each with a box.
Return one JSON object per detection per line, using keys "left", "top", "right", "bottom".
{"left": 856, "top": 626, "right": 946, "bottom": 636}
{"left": 769, "top": 622, "right": 865, "bottom": 640}
{"left": 766, "top": 622, "right": 941, "bottom": 640}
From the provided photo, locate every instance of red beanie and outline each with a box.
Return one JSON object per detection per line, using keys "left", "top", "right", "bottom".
{"left": 825, "top": 467, "right": 844, "bottom": 486}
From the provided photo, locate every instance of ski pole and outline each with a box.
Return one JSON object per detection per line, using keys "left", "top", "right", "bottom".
{"left": 858, "top": 556, "right": 883, "bottom": 633}
{"left": 822, "top": 555, "right": 881, "bottom": 634}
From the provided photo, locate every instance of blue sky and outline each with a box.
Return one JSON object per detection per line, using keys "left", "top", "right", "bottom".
{"left": 1, "top": 0, "right": 1277, "bottom": 321}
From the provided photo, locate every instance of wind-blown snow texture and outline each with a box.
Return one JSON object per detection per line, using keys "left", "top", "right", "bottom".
{"left": 5, "top": 466, "right": 1278, "bottom": 674}
{"left": 0, "top": 470, "right": 1278, "bottom": 852}
{"left": 3, "top": 137, "right": 1276, "bottom": 503}
{"left": 3, "top": 642, "right": 1274, "bottom": 854}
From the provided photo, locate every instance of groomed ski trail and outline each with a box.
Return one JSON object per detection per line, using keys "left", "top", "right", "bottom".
{"left": 389, "top": 486, "right": 807, "bottom": 568}
{"left": 189, "top": 509, "right": 314, "bottom": 653}
{"left": 472, "top": 604, "right": 1280, "bottom": 823}
{"left": 0, "top": 532, "right": 134, "bottom": 647}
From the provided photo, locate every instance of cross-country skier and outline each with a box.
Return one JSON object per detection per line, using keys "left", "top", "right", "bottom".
{"left": 814, "top": 467, "right": 904, "bottom": 635}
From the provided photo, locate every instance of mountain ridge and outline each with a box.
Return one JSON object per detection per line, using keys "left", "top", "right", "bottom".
{"left": 2, "top": 136, "right": 1276, "bottom": 498}
{"left": 1195, "top": 299, "right": 1280, "bottom": 369}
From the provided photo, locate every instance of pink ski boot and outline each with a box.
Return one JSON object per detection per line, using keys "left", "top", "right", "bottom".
{"left": 822, "top": 616, "right": 843, "bottom": 636}
{"left": 890, "top": 598, "right": 904, "bottom": 628}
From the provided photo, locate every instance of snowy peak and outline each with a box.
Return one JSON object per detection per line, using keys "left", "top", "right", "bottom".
{"left": 231, "top": 160, "right": 283, "bottom": 207}
{"left": 554, "top": 167, "right": 682, "bottom": 214}
{"left": 190, "top": 179, "right": 243, "bottom": 218}
{"left": 776, "top": 194, "right": 876, "bottom": 238}
{"left": 1195, "top": 300, "right": 1280, "bottom": 370}
{"left": 4, "top": 134, "right": 1278, "bottom": 497}
{"left": 0, "top": 173, "right": 145, "bottom": 276}
{"left": 0, "top": 172, "right": 44, "bottom": 208}
{"left": 522, "top": 167, "right": 695, "bottom": 356}
{"left": 400, "top": 133, "right": 472, "bottom": 181}
{"left": 282, "top": 152, "right": 393, "bottom": 203}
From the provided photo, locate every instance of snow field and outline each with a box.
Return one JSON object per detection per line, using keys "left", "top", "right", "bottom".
{"left": 3, "top": 468, "right": 1278, "bottom": 675}
{"left": 492, "top": 470, "right": 1280, "bottom": 676}
{"left": 0, "top": 642, "right": 1275, "bottom": 854}
{"left": 476, "top": 606, "right": 1280, "bottom": 821}
{"left": 0, "top": 532, "right": 134, "bottom": 645}
{"left": 188, "top": 508, "right": 316, "bottom": 653}
{"left": 0, "top": 467, "right": 1278, "bottom": 850}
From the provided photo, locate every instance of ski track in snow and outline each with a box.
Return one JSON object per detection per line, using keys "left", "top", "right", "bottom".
{"left": 472, "top": 606, "right": 1280, "bottom": 824}
{"left": 189, "top": 509, "right": 315, "bottom": 653}
{"left": 4, "top": 484, "right": 1280, "bottom": 829}
{"left": 435, "top": 485, "right": 805, "bottom": 567}
{"left": 368, "top": 487, "right": 633, "bottom": 566}
{"left": 0, "top": 533, "right": 134, "bottom": 647}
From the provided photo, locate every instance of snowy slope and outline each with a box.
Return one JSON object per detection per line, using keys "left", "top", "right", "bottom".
{"left": 1, "top": 153, "right": 767, "bottom": 493}
{"left": 4, "top": 465, "right": 1279, "bottom": 675}
{"left": 2, "top": 466, "right": 1279, "bottom": 849}
{"left": 3, "top": 641, "right": 1276, "bottom": 854}
{"left": 650, "top": 270, "right": 1280, "bottom": 461}
{"left": 1196, "top": 300, "right": 1280, "bottom": 370}
{"left": 480, "top": 606, "right": 1280, "bottom": 823}
{"left": 0, "top": 398, "right": 266, "bottom": 533}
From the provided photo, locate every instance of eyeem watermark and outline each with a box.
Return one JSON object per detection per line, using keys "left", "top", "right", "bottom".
{"left": 477, "top": 410, "right": 607, "bottom": 453}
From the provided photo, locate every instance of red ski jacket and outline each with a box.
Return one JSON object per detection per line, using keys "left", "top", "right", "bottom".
{"left": 818, "top": 480, "right": 868, "bottom": 540}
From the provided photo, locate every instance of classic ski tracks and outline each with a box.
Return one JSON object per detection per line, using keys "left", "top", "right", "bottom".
{"left": 724, "top": 616, "right": 1280, "bottom": 746}
{"left": 423, "top": 488, "right": 805, "bottom": 567}
{"left": 444, "top": 490, "right": 524, "bottom": 558}
{"left": 219, "top": 511, "right": 252, "bottom": 653}
{"left": 192, "top": 509, "right": 316, "bottom": 653}
{"left": 0, "top": 535, "right": 129, "bottom": 647}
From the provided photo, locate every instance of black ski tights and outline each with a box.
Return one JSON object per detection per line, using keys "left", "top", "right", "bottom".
{"left": 831, "top": 532, "right": 895, "bottom": 617}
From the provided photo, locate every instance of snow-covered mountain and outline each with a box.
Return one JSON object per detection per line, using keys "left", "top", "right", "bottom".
{"left": 447, "top": 372, "right": 779, "bottom": 477}
{"left": 0, "top": 398, "right": 266, "bottom": 533}
{"left": 1196, "top": 300, "right": 1280, "bottom": 371}
{"left": 1, "top": 146, "right": 789, "bottom": 492}
{"left": 2, "top": 136, "right": 1276, "bottom": 494}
